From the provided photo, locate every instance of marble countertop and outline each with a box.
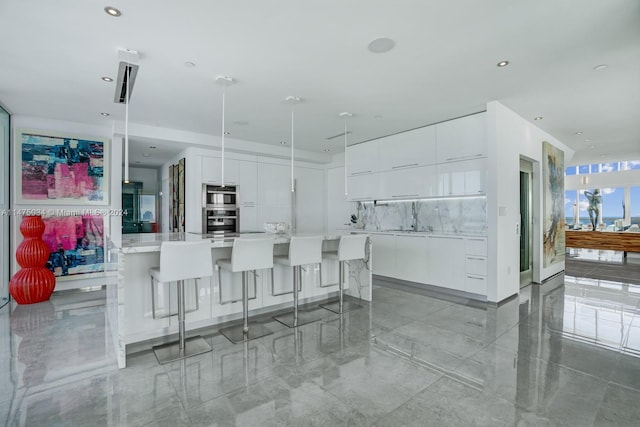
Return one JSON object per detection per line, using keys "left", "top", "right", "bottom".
{"left": 114, "top": 230, "right": 368, "bottom": 253}
{"left": 347, "top": 229, "right": 487, "bottom": 237}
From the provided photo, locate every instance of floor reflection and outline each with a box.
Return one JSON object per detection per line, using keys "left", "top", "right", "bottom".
{"left": 2, "top": 273, "right": 640, "bottom": 425}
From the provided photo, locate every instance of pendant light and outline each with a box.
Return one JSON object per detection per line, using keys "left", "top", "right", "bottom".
{"left": 339, "top": 112, "right": 353, "bottom": 195}
{"left": 216, "top": 76, "right": 233, "bottom": 187}
{"left": 123, "top": 54, "right": 133, "bottom": 184}
{"left": 285, "top": 96, "right": 301, "bottom": 192}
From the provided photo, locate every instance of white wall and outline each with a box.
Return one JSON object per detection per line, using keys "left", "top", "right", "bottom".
{"left": 0, "top": 105, "right": 10, "bottom": 305}
{"left": 486, "top": 102, "right": 574, "bottom": 302}
{"left": 128, "top": 167, "right": 159, "bottom": 194}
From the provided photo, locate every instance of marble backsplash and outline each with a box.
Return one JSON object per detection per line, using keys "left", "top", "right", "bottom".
{"left": 352, "top": 197, "right": 487, "bottom": 235}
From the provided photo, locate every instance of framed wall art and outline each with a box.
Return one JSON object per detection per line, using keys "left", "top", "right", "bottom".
{"left": 16, "top": 129, "right": 109, "bottom": 205}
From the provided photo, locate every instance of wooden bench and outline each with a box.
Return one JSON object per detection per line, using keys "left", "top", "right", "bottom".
{"left": 566, "top": 230, "right": 640, "bottom": 252}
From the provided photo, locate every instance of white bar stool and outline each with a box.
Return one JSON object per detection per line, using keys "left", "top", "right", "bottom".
{"left": 320, "top": 234, "right": 368, "bottom": 314}
{"left": 217, "top": 237, "right": 275, "bottom": 343}
{"left": 272, "top": 235, "right": 326, "bottom": 328}
{"left": 150, "top": 240, "right": 213, "bottom": 364}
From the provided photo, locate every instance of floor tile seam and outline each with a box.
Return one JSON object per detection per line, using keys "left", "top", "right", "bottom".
{"left": 538, "top": 357, "right": 617, "bottom": 385}
{"left": 604, "top": 379, "right": 640, "bottom": 394}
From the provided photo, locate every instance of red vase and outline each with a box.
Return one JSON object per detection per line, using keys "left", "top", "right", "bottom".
{"left": 9, "top": 216, "right": 56, "bottom": 304}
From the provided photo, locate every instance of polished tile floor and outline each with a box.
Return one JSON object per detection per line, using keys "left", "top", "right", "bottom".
{"left": 2, "top": 272, "right": 640, "bottom": 426}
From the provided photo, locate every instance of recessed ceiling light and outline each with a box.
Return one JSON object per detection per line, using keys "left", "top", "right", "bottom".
{"left": 224, "top": 131, "right": 230, "bottom": 135}
{"left": 101, "top": 76, "right": 113, "bottom": 82}
{"left": 149, "top": 146, "right": 157, "bottom": 149}
{"left": 368, "top": 38, "right": 395, "bottom": 53}
{"left": 100, "top": 112, "right": 110, "bottom": 117}
{"left": 184, "top": 61, "right": 196, "bottom": 68}
{"left": 534, "top": 116, "right": 543, "bottom": 121}
{"left": 600, "top": 154, "right": 606, "bottom": 158}
{"left": 575, "top": 131, "right": 583, "bottom": 135}
{"left": 323, "top": 148, "right": 331, "bottom": 152}
{"left": 104, "top": 6, "right": 121, "bottom": 17}
{"left": 593, "top": 64, "right": 608, "bottom": 71}
{"left": 496, "top": 60, "right": 509, "bottom": 67}
{"left": 585, "top": 139, "right": 591, "bottom": 142}
{"left": 142, "top": 153, "right": 150, "bottom": 157}
{"left": 590, "top": 145, "right": 596, "bottom": 149}
{"left": 280, "top": 141, "right": 287, "bottom": 145}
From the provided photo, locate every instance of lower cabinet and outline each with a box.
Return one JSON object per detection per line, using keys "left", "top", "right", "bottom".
{"left": 371, "top": 234, "right": 396, "bottom": 277}
{"left": 396, "top": 234, "right": 428, "bottom": 283}
{"left": 426, "top": 235, "right": 466, "bottom": 291}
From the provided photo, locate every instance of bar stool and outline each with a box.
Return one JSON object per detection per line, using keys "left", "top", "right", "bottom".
{"left": 320, "top": 234, "right": 368, "bottom": 314}
{"left": 150, "top": 240, "right": 213, "bottom": 364}
{"left": 217, "top": 237, "right": 275, "bottom": 343}
{"left": 272, "top": 235, "right": 325, "bottom": 328}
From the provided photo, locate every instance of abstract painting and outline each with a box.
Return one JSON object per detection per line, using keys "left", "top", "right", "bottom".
{"left": 542, "top": 141, "right": 565, "bottom": 267}
{"left": 169, "top": 158, "right": 185, "bottom": 232}
{"left": 17, "top": 129, "right": 108, "bottom": 204}
{"left": 42, "top": 215, "right": 105, "bottom": 279}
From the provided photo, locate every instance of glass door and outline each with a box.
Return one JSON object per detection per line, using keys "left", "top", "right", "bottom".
{"left": 0, "top": 104, "right": 9, "bottom": 308}
{"left": 520, "top": 159, "right": 533, "bottom": 287}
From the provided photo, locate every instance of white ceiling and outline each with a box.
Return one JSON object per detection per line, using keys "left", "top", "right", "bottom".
{"left": 1, "top": 0, "right": 639, "bottom": 167}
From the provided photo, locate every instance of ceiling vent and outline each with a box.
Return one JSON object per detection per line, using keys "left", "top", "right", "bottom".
{"left": 325, "top": 131, "right": 352, "bottom": 140}
{"left": 114, "top": 49, "right": 139, "bottom": 104}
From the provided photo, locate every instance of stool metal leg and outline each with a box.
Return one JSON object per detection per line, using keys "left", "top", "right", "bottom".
{"left": 273, "top": 264, "right": 327, "bottom": 328}
{"left": 220, "top": 270, "right": 274, "bottom": 343}
{"left": 153, "top": 279, "right": 212, "bottom": 365}
{"left": 320, "top": 260, "right": 363, "bottom": 314}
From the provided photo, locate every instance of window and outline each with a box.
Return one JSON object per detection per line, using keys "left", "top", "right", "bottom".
{"left": 601, "top": 163, "right": 619, "bottom": 173}
{"left": 565, "top": 190, "right": 578, "bottom": 225}
{"left": 631, "top": 186, "right": 640, "bottom": 226}
{"left": 578, "top": 165, "right": 590, "bottom": 175}
{"left": 590, "top": 164, "right": 600, "bottom": 174}
{"left": 600, "top": 187, "right": 624, "bottom": 227}
{"left": 623, "top": 161, "right": 640, "bottom": 171}
{"left": 565, "top": 166, "right": 577, "bottom": 176}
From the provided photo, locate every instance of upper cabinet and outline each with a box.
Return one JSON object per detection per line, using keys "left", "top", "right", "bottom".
{"left": 378, "top": 126, "right": 437, "bottom": 171}
{"left": 436, "top": 113, "right": 487, "bottom": 163}
{"left": 346, "top": 140, "right": 379, "bottom": 176}
{"left": 202, "top": 156, "right": 239, "bottom": 185}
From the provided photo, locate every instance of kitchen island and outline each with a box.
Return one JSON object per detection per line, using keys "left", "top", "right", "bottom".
{"left": 106, "top": 231, "right": 371, "bottom": 368}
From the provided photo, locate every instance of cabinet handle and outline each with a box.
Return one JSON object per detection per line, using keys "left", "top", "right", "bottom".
{"left": 467, "top": 238, "right": 486, "bottom": 242}
{"left": 467, "top": 275, "right": 485, "bottom": 280}
{"left": 392, "top": 194, "right": 419, "bottom": 198}
{"left": 351, "top": 170, "right": 372, "bottom": 176}
{"left": 391, "top": 163, "right": 419, "bottom": 169}
{"left": 429, "top": 235, "right": 464, "bottom": 240}
{"left": 444, "top": 154, "right": 483, "bottom": 161}
{"left": 467, "top": 257, "right": 485, "bottom": 261}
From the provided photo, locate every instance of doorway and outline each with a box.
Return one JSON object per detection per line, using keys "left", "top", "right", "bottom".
{"left": 520, "top": 159, "right": 533, "bottom": 287}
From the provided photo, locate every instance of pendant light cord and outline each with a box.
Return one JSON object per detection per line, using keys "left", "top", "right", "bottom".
{"left": 291, "top": 102, "right": 295, "bottom": 193}
{"left": 344, "top": 119, "right": 348, "bottom": 196}
{"left": 124, "top": 60, "right": 130, "bottom": 184}
{"left": 221, "top": 82, "right": 226, "bottom": 187}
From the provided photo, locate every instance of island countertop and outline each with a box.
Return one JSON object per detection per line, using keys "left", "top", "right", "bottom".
{"left": 114, "top": 230, "right": 369, "bottom": 253}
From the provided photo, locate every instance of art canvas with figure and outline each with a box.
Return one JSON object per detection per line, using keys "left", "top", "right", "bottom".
{"left": 542, "top": 141, "right": 565, "bottom": 267}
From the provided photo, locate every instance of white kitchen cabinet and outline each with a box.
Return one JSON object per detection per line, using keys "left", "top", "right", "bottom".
{"left": 437, "top": 158, "right": 486, "bottom": 196}
{"left": 257, "top": 162, "right": 291, "bottom": 227}
{"left": 378, "top": 126, "right": 437, "bottom": 171}
{"left": 379, "top": 165, "right": 437, "bottom": 200}
{"left": 395, "top": 234, "right": 428, "bottom": 283}
{"left": 436, "top": 113, "right": 487, "bottom": 163}
{"left": 466, "top": 237, "right": 488, "bottom": 256}
{"left": 346, "top": 140, "right": 379, "bottom": 176}
{"left": 464, "top": 236, "right": 487, "bottom": 296}
{"left": 238, "top": 161, "right": 258, "bottom": 232}
{"left": 426, "top": 235, "right": 466, "bottom": 291}
{"left": 201, "top": 156, "right": 240, "bottom": 185}
{"left": 347, "top": 173, "right": 379, "bottom": 202}
{"left": 465, "top": 274, "right": 487, "bottom": 295}
{"left": 371, "top": 234, "right": 396, "bottom": 277}
{"left": 294, "top": 167, "right": 325, "bottom": 232}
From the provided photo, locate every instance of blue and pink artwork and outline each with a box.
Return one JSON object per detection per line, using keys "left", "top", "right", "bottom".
{"left": 42, "top": 215, "right": 105, "bottom": 278}
{"left": 19, "top": 131, "right": 107, "bottom": 203}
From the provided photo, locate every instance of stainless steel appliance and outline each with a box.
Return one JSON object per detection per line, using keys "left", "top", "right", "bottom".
{"left": 202, "top": 184, "right": 239, "bottom": 234}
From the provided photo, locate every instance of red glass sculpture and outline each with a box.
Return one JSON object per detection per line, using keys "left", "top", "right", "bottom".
{"left": 9, "top": 216, "right": 56, "bottom": 304}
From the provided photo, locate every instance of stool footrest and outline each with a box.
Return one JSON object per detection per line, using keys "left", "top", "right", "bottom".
{"left": 273, "top": 308, "right": 329, "bottom": 328}
{"left": 219, "top": 323, "right": 273, "bottom": 344}
{"left": 152, "top": 336, "right": 212, "bottom": 365}
{"left": 320, "top": 300, "right": 363, "bottom": 315}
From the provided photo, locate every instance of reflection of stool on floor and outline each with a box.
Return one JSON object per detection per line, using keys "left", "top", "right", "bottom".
{"left": 150, "top": 240, "right": 213, "bottom": 364}
{"left": 320, "top": 234, "right": 368, "bottom": 314}
{"left": 217, "top": 237, "right": 275, "bottom": 343}
{"left": 272, "top": 235, "right": 326, "bottom": 328}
